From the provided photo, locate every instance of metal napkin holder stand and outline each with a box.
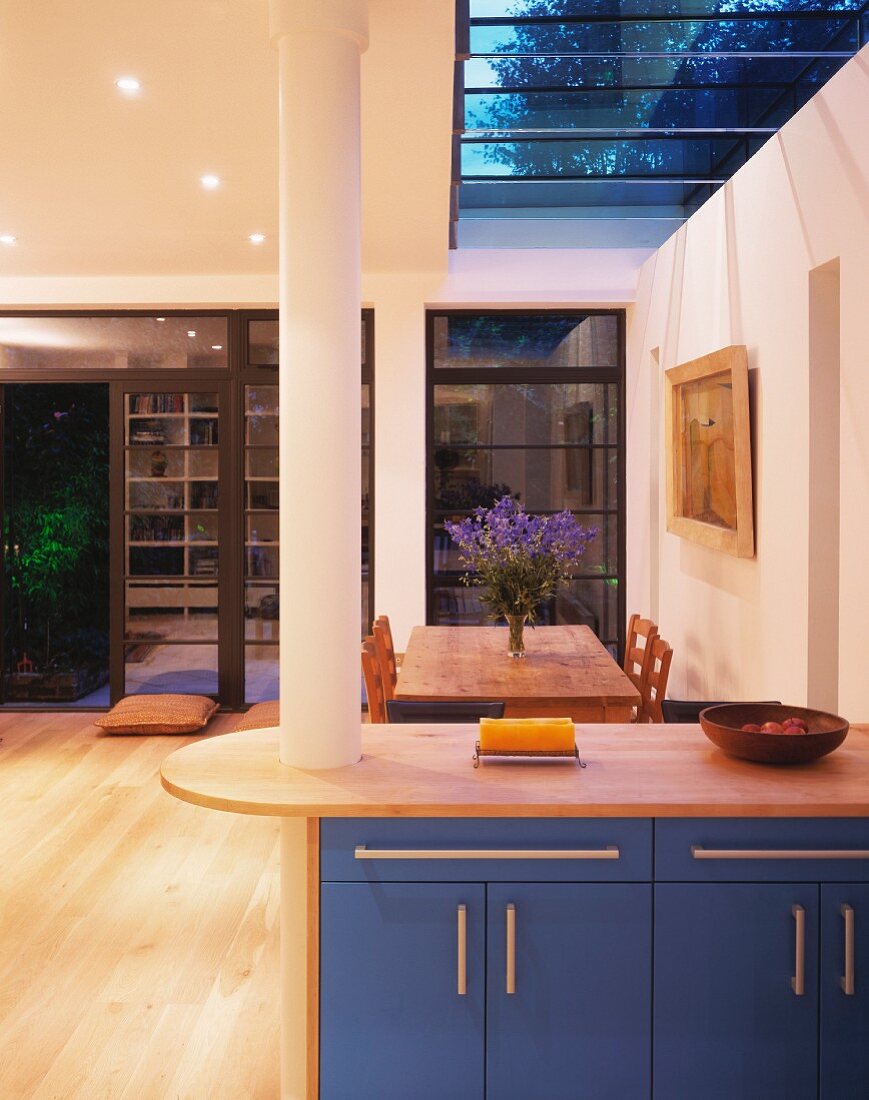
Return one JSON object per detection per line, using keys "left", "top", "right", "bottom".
{"left": 473, "top": 742, "right": 587, "bottom": 769}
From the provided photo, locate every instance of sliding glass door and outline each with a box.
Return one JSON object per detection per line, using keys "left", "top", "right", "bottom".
{"left": 1, "top": 384, "right": 110, "bottom": 705}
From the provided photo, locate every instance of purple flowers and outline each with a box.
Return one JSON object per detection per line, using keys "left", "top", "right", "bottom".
{"left": 444, "top": 496, "right": 597, "bottom": 623}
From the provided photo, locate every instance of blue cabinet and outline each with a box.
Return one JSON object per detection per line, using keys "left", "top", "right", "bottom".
{"left": 654, "top": 884, "right": 819, "bottom": 1100}
{"left": 320, "top": 882, "right": 486, "bottom": 1100}
{"left": 821, "top": 885, "right": 869, "bottom": 1098}
{"left": 486, "top": 884, "right": 651, "bottom": 1100}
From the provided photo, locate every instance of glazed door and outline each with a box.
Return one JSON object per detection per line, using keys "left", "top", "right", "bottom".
{"left": 1, "top": 383, "right": 110, "bottom": 706}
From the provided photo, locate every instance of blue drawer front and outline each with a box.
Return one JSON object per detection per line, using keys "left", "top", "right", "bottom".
{"left": 320, "top": 818, "right": 652, "bottom": 882}
{"left": 656, "top": 818, "right": 869, "bottom": 882}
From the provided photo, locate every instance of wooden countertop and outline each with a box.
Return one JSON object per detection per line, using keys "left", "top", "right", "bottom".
{"left": 161, "top": 723, "right": 869, "bottom": 819}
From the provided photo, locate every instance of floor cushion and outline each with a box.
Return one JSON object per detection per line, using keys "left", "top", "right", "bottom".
{"left": 95, "top": 693, "right": 218, "bottom": 735}
{"left": 234, "top": 700, "right": 280, "bottom": 731}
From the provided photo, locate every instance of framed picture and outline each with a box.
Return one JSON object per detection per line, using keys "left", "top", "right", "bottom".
{"left": 664, "top": 344, "right": 754, "bottom": 557}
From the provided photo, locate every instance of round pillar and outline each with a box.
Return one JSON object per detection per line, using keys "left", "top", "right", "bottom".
{"left": 271, "top": 0, "right": 368, "bottom": 771}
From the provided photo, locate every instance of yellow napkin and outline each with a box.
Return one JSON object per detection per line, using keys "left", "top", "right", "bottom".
{"left": 479, "top": 717, "right": 575, "bottom": 752}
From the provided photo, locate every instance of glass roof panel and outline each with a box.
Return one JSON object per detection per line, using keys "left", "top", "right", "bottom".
{"left": 454, "top": 0, "right": 867, "bottom": 248}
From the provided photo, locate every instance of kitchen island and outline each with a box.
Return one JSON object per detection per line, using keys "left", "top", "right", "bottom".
{"left": 162, "top": 723, "right": 869, "bottom": 1100}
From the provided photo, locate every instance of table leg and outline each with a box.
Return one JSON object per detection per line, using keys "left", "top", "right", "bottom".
{"left": 280, "top": 817, "right": 319, "bottom": 1100}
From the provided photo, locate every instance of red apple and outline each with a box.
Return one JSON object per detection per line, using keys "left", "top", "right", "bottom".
{"left": 741, "top": 723, "right": 762, "bottom": 733}
{"left": 783, "top": 717, "right": 809, "bottom": 733}
{"left": 760, "top": 721, "right": 785, "bottom": 734}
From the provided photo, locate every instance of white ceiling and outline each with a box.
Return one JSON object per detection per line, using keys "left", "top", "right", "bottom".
{"left": 0, "top": 0, "right": 455, "bottom": 281}
{"left": 0, "top": 0, "right": 278, "bottom": 277}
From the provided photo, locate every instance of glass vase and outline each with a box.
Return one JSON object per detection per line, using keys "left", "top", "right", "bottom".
{"left": 506, "top": 613, "right": 528, "bottom": 658}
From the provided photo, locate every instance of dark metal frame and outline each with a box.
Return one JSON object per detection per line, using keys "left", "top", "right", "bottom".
{"left": 0, "top": 308, "right": 375, "bottom": 710}
{"left": 424, "top": 307, "right": 627, "bottom": 660}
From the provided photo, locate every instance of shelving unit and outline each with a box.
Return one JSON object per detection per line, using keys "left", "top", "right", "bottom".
{"left": 244, "top": 384, "right": 279, "bottom": 701}
{"left": 124, "top": 391, "right": 221, "bottom": 695}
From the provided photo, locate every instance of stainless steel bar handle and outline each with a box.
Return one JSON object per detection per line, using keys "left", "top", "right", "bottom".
{"left": 841, "top": 904, "right": 855, "bottom": 996}
{"left": 355, "top": 846, "right": 620, "bottom": 860}
{"left": 457, "top": 905, "right": 467, "bottom": 997}
{"left": 692, "top": 847, "right": 869, "bottom": 860}
{"left": 506, "top": 904, "right": 516, "bottom": 995}
{"left": 792, "top": 905, "right": 806, "bottom": 996}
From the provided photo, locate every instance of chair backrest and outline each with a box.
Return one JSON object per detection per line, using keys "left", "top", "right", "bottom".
{"left": 386, "top": 700, "right": 506, "bottom": 724}
{"left": 661, "top": 699, "right": 782, "bottom": 724}
{"left": 639, "top": 636, "right": 674, "bottom": 724}
{"left": 372, "top": 616, "right": 397, "bottom": 701}
{"left": 361, "top": 638, "right": 386, "bottom": 723}
{"left": 624, "top": 613, "right": 659, "bottom": 694}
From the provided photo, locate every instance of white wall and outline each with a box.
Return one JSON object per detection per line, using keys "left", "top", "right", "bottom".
{"left": 626, "top": 49, "right": 869, "bottom": 718}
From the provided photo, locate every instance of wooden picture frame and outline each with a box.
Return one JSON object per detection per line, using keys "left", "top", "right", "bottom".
{"left": 664, "top": 344, "right": 754, "bottom": 557}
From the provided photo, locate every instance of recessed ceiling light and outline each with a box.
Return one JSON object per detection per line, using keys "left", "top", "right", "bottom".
{"left": 156, "top": 316, "right": 166, "bottom": 322}
{"left": 187, "top": 330, "right": 197, "bottom": 338}
{"left": 248, "top": 233, "right": 266, "bottom": 244}
{"left": 211, "top": 344, "right": 223, "bottom": 351}
{"left": 115, "top": 77, "right": 141, "bottom": 94}
{"left": 0, "top": 235, "right": 17, "bottom": 246}
{"left": 200, "top": 174, "right": 220, "bottom": 190}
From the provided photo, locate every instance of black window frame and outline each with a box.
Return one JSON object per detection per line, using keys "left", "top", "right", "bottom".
{"left": 425, "top": 306, "right": 627, "bottom": 660}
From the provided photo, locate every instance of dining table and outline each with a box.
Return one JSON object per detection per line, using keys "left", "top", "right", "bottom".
{"left": 393, "top": 624, "right": 641, "bottom": 723}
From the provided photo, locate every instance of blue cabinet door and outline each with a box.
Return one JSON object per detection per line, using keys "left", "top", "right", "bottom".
{"left": 486, "top": 884, "right": 652, "bottom": 1100}
{"left": 654, "top": 884, "right": 818, "bottom": 1100}
{"left": 320, "top": 882, "right": 485, "bottom": 1100}
{"left": 821, "top": 884, "right": 869, "bottom": 1098}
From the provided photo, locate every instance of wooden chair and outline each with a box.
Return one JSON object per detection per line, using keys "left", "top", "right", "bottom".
{"left": 373, "top": 616, "right": 398, "bottom": 702}
{"left": 624, "top": 613, "right": 658, "bottom": 720}
{"left": 361, "top": 638, "right": 386, "bottom": 723}
{"left": 638, "top": 636, "right": 674, "bottom": 724}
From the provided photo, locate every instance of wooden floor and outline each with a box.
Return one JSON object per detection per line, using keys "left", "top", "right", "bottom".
{"left": 0, "top": 711, "right": 281, "bottom": 1099}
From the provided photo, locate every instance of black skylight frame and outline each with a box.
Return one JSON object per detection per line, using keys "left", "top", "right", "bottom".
{"left": 451, "top": 0, "right": 868, "bottom": 247}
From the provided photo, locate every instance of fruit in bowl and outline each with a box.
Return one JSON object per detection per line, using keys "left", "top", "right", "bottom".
{"left": 700, "top": 704, "right": 848, "bottom": 764}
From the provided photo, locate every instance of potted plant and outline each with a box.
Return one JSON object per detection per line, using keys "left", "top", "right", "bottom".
{"left": 444, "top": 495, "right": 597, "bottom": 657}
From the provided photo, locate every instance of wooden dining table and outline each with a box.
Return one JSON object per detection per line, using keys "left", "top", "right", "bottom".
{"left": 394, "top": 624, "right": 641, "bottom": 723}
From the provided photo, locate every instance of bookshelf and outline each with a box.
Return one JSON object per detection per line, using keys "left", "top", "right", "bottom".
{"left": 124, "top": 391, "right": 220, "bottom": 693}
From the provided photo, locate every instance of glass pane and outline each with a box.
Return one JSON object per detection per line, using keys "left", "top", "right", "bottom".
{"left": 125, "top": 389, "right": 220, "bottom": 641}
{"left": 2, "top": 384, "right": 110, "bottom": 707}
{"left": 469, "top": 18, "right": 858, "bottom": 55}
{"left": 433, "top": 315, "right": 617, "bottom": 370}
{"left": 249, "top": 320, "right": 279, "bottom": 366}
{"left": 246, "top": 448, "right": 279, "bottom": 479}
{"left": 551, "top": 578, "right": 619, "bottom": 647}
{"left": 0, "top": 316, "right": 228, "bottom": 371}
{"left": 125, "top": 644, "right": 218, "bottom": 695}
{"left": 245, "top": 645, "right": 279, "bottom": 703}
{"left": 470, "top": 0, "right": 862, "bottom": 15}
{"left": 125, "top": 582, "right": 218, "bottom": 641}
{"left": 245, "top": 582, "right": 280, "bottom": 640}
{"left": 434, "top": 382, "right": 618, "bottom": 447}
{"left": 431, "top": 583, "right": 487, "bottom": 626}
{"left": 247, "top": 481, "right": 279, "bottom": 510}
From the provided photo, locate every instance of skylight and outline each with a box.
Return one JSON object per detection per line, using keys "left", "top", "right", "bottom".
{"left": 452, "top": 0, "right": 868, "bottom": 247}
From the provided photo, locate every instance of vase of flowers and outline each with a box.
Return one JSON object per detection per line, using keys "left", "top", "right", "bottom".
{"left": 444, "top": 496, "right": 597, "bottom": 657}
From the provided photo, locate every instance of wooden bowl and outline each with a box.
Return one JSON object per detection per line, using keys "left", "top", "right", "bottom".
{"left": 699, "top": 704, "right": 849, "bottom": 765}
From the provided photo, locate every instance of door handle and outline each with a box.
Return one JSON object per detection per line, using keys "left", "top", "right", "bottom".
{"left": 506, "top": 903, "right": 516, "bottom": 995}
{"left": 841, "top": 904, "right": 855, "bottom": 996}
{"left": 355, "top": 846, "right": 619, "bottom": 860}
{"left": 457, "top": 904, "right": 467, "bottom": 996}
{"left": 692, "top": 846, "right": 869, "bottom": 860}
{"left": 792, "top": 905, "right": 805, "bottom": 996}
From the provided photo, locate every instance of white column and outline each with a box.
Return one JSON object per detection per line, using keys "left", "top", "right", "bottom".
{"left": 271, "top": 0, "right": 368, "bottom": 769}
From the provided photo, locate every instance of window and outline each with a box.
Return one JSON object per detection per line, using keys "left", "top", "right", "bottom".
{"left": 427, "top": 310, "right": 625, "bottom": 657}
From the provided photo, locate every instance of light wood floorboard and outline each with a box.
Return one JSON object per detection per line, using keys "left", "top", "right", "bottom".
{"left": 0, "top": 712, "right": 280, "bottom": 1099}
